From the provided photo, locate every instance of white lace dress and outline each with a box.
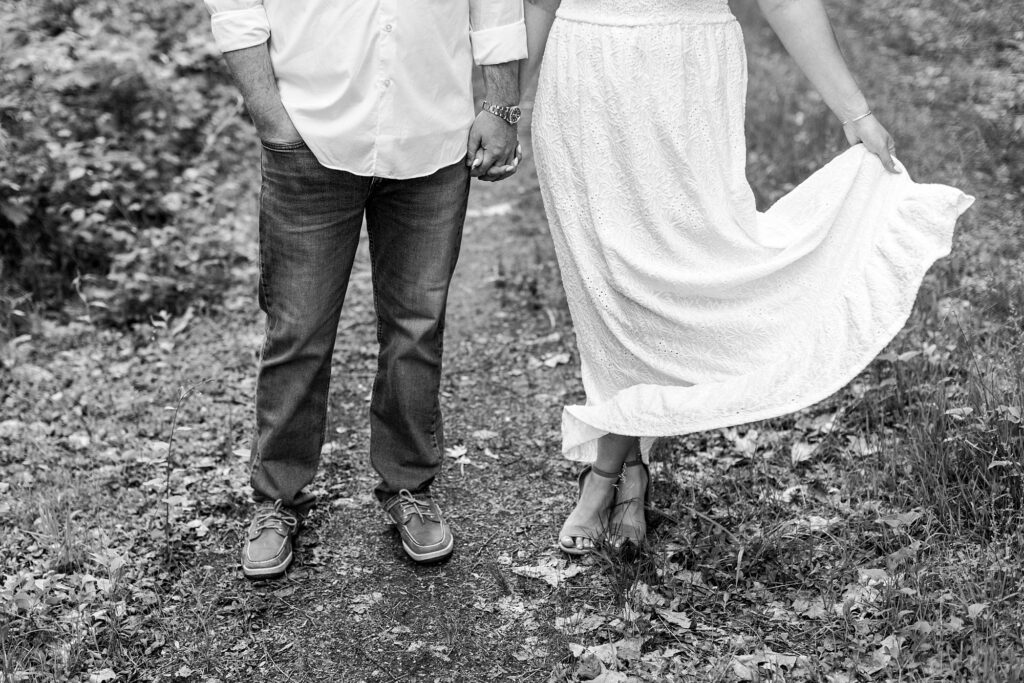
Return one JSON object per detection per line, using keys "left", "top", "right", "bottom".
{"left": 532, "top": 0, "right": 974, "bottom": 462}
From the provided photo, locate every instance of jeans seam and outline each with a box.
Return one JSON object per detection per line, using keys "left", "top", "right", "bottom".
{"left": 428, "top": 322, "right": 443, "bottom": 462}
{"left": 252, "top": 160, "right": 271, "bottom": 486}
{"left": 365, "top": 228, "right": 385, "bottom": 346}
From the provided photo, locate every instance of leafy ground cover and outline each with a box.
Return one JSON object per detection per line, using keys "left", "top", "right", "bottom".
{"left": 2, "top": 0, "right": 1023, "bottom": 681}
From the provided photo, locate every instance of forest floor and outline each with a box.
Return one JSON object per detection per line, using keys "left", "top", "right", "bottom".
{"left": 3, "top": 1, "right": 1024, "bottom": 682}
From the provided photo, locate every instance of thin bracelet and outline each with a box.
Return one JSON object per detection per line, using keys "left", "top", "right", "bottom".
{"left": 841, "top": 110, "right": 872, "bottom": 126}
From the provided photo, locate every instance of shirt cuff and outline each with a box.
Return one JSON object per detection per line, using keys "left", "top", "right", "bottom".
{"left": 208, "top": 7, "right": 271, "bottom": 53}
{"left": 470, "top": 20, "right": 529, "bottom": 66}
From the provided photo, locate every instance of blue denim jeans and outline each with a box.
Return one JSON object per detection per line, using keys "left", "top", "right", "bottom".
{"left": 252, "top": 140, "right": 470, "bottom": 512}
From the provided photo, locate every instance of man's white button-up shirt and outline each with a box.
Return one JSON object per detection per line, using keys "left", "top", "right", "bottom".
{"left": 205, "top": 0, "right": 528, "bottom": 179}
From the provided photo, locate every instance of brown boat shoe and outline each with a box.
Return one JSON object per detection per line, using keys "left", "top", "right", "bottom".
{"left": 383, "top": 489, "right": 454, "bottom": 563}
{"left": 241, "top": 500, "right": 301, "bottom": 580}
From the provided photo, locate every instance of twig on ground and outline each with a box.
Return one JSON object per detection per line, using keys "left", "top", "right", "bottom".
{"left": 262, "top": 639, "right": 299, "bottom": 683}
{"left": 163, "top": 378, "right": 215, "bottom": 563}
{"left": 650, "top": 505, "right": 740, "bottom": 545}
{"left": 467, "top": 528, "right": 505, "bottom": 573}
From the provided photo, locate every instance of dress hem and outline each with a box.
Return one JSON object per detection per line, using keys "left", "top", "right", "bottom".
{"left": 559, "top": 186, "right": 975, "bottom": 462}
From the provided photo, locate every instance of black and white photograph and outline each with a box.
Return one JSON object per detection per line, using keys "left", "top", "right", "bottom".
{"left": 0, "top": 0, "right": 1020, "bottom": 680}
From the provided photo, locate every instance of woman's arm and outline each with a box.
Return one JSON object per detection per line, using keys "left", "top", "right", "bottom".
{"left": 520, "top": 0, "right": 560, "bottom": 102}
{"left": 756, "top": 0, "right": 898, "bottom": 173}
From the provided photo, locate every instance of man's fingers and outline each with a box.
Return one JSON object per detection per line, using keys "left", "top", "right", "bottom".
{"left": 482, "top": 164, "right": 517, "bottom": 181}
{"left": 478, "top": 142, "right": 522, "bottom": 182}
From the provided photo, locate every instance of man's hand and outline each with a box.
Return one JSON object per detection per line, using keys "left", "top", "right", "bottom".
{"left": 467, "top": 111, "right": 519, "bottom": 181}
{"left": 471, "top": 59, "right": 520, "bottom": 182}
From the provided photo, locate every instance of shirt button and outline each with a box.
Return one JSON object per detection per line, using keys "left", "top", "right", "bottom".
{"left": 383, "top": 79, "right": 391, "bottom": 87}
{"left": 384, "top": 24, "right": 392, "bottom": 32}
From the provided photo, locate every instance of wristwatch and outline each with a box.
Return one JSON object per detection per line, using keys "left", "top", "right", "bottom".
{"left": 482, "top": 100, "right": 522, "bottom": 125}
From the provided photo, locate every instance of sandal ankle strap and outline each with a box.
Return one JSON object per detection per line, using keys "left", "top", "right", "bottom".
{"left": 588, "top": 464, "right": 621, "bottom": 479}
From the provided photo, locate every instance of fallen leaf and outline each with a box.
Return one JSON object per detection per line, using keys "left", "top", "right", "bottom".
{"left": 613, "top": 637, "right": 645, "bottom": 661}
{"left": 575, "top": 651, "right": 602, "bottom": 680}
{"left": 445, "top": 445, "right": 467, "bottom": 459}
{"left": 542, "top": 352, "right": 571, "bottom": 368}
{"left": 589, "top": 643, "right": 618, "bottom": 666}
{"left": 942, "top": 616, "right": 964, "bottom": 633}
{"left": 555, "top": 612, "right": 607, "bottom": 634}
{"left": 732, "top": 660, "right": 755, "bottom": 681}
{"left": 655, "top": 608, "right": 692, "bottom": 630}
{"left": 780, "top": 484, "right": 806, "bottom": 504}
{"left": 876, "top": 510, "right": 922, "bottom": 528}
{"left": 512, "top": 558, "right": 586, "bottom": 587}
{"left": 790, "top": 441, "right": 817, "bottom": 464}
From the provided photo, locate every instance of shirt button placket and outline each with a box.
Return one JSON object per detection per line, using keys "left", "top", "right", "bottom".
{"left": 380, "top": 4, "right": 395, "bottom": 92}
{"left": 374, "top": 0, "right": 397, "bottom": 175}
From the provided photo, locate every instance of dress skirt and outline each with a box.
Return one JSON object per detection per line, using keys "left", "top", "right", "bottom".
{"left": 532, "top": 0, "right": 974, "bottom": 462}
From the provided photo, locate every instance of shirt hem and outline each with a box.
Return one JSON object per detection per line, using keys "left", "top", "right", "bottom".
{"left": 309, "top": 148, "right": 469, "bottom": 180}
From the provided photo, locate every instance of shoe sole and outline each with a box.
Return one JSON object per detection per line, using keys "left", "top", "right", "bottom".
{"left": 402, "top": 536, "right": 454, "bottom": 563}
{"left": 242, "top": 548, "right": 293, "bottom": 580}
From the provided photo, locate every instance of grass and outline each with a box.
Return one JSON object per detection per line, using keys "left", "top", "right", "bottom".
{"left": 2, "top": 0, "right": 1023, "bottom": 680}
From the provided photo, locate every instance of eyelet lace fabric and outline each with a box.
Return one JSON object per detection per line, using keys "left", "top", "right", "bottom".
{"left": 557, "top": 0, "right": 734, "bottom": 25}
{"left": 533, "top": 2, "right": 974, "bottom": 463}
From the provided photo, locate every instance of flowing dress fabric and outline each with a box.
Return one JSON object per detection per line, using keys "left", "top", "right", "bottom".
{"left": 532, "top": 0, "right": 974, "bottom": 463}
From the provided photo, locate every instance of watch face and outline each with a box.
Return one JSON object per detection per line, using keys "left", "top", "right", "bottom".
{"left": 508, "top": 107, "right": 522, "bottom": 124}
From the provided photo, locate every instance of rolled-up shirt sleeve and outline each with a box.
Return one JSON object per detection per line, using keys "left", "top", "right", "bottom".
{"left": 204, "top": 0, "right": 270, "bottom": 53}
{"left": 469, "top": 0, "right": 529, "bottom": 65}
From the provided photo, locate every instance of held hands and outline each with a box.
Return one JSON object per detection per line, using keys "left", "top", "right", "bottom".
{"left": 466, "top": 111, "right": 521, "bottom": 182}
{"left": 843, "top": 114, "right": 900, "bottom": 174}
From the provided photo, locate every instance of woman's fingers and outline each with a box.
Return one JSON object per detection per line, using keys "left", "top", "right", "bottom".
{"left": 481, "top": 143, "right": 523, "bottom": 182}
{"left": 880, "top": 137, "right": 899, "bottom": 174}
{"left": 845, "top": 116, "right": 900, "bottom": 174}
{"left": 870, "top": 131, "right": 899, "bottom": 174}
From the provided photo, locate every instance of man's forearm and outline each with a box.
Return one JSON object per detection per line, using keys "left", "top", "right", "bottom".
{"left": 481, "top": 61, "right": 520, "bottom": 105}
{"left": 222, "top": 42, "right": 298, "bottom": 141}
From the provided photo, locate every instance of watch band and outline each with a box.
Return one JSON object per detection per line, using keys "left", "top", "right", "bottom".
{"left": 482, "top": 100, "right": 522, "bottom": 125}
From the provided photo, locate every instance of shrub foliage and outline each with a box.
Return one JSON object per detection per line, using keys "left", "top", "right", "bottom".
{"left": 0, "top": 0, "right": 247, "bottom": 326}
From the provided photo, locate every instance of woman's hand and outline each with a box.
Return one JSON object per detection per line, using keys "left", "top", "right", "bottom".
{"left": 844, "top": 114, "right": 900, "bottom": 174}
